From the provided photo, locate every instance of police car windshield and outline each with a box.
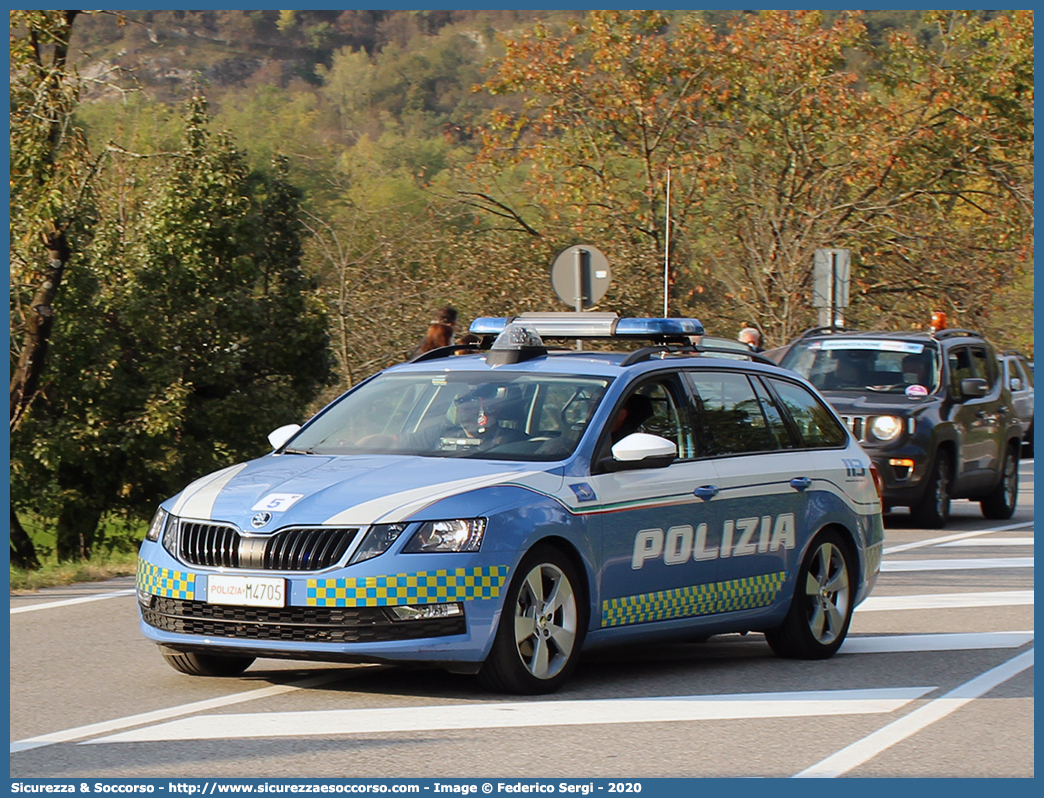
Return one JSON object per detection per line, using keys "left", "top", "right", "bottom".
{"left": 781, "top": 340, "right": 940, "bottom": 394}
{"left": 287, "top": 372, "right": 611, "bottom": 461}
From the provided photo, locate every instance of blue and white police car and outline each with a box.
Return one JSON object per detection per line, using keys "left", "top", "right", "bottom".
{"left": 137, "top": 313, "right": 884, "bottom": 694}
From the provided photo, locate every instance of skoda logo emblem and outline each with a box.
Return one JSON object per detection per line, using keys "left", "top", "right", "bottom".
{"left": 250, "top": 512, "right": 272, "bottom": 529}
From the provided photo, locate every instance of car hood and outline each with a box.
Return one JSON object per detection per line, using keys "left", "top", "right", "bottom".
{"left": 819, "top": 391, "right": 933, "bottom": 415}
{"left": 166, "top": 454, "right": 563, "bottom": 530}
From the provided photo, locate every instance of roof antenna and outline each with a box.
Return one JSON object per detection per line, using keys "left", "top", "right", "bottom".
{"left": 663, "top": 167, "right": 671, "bottom": 318}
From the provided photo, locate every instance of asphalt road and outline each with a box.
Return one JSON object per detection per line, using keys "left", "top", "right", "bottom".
{"left": 10, "top": 461, "right": 1034, "bottom": 778}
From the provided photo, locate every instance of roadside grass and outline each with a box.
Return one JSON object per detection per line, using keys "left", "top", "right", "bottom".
{"left": 10, "top": 512, "right": 144, "bottom": 593}
{"left": 10, "top": 550, "right": 139, "bottom": 592}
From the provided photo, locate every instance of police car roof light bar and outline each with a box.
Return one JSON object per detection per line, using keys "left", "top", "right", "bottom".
{"left": 470, "top": 312, "right": 704, "bottom": 340}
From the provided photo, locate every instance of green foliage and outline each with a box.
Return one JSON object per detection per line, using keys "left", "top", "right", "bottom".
{"left": 11, "top": 93, "right": 333, "bottom": 560}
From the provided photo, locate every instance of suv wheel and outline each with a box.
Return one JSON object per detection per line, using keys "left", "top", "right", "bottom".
{"left": 911, "top": 453, "right": 951, "bottom": 528}
{"left": 764, "top": 529, "right": 853, "bottom": 659}
{"left": 980, "top": 444, "right": 1019, "bottom": 520}
{"left": 479, "top": 545, "right": 586, "bottom": 695}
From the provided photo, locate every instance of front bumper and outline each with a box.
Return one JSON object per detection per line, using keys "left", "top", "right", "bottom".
{"left": 864, "top": 447, "right": 930, "bottom": 507}
{"left": 136, "top": 541, "right": 513, "bottom": 664}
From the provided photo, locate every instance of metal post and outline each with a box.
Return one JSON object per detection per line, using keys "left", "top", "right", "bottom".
{"left": 664, "top": 167, "right": 671, "bottom": 318}
{"left": 574, "top": 247, "right": 584, "bottom": 350}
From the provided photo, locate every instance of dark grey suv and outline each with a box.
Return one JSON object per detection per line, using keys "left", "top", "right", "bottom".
{"left": 778, "top": 327, "right": 1023, "bottom": 528}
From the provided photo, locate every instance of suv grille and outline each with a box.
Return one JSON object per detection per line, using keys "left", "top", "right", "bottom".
{"left": 840, "top": 415, "right": 867, "bottom": 443}
{"left": 178, "top": 522, "right": 358, "bottom": 571}
{"left": 142, "top": 597, "right": 465, "bottom": 643}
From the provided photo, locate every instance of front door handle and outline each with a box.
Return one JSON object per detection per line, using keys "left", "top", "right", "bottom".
{"left": 694, "top": 485, "right": 720, "bottom": 501}
{"left": 790, "top": 476, "right": 812, "bottom": 491}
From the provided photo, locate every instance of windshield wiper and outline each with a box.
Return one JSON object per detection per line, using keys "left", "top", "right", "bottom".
{"left": 282, "top": 447, "right": 315, "bottom": 454}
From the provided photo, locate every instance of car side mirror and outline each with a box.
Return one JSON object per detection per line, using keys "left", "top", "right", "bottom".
{"left": 268, "top": 423, "right": 301, "bottom": 450}
{"left": 600, "top": 433, "right": 677, "bottom": 472}
{"left": 960, "top": 378, "right": 989, "bottom": 399}
{"left": 1010, "top": 377, "right": 1023, "bottom": 392}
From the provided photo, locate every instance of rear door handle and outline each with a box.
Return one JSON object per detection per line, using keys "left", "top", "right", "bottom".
{"left": 790, "top": 477, "right": 812, "bottom": 491}
{"left": 694, "top": 485, "right": 720, "bottom": 501}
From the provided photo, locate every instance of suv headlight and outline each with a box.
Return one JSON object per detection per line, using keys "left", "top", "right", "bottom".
{"left": 870, "top": 415, "right": 903, "bottom": 443}
{"left": 145, "top": 508, "right": 169, "bottom": 542}
{"left": 403, "top": 519, "right": 487, "bottom": 553}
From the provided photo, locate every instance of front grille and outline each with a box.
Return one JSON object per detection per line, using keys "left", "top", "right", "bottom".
{"left": 178, "top": 522, "right": 358, "bottom": 571}
{"left": 142, "top": 597, "right": 465, "bottom": 643}
{"left": 840, "top": 415, "right": 867, "bottom": 443}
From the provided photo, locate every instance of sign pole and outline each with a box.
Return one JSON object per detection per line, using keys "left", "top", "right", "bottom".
{"left": 663, "top": 168, "right": 671, "bottom": 318}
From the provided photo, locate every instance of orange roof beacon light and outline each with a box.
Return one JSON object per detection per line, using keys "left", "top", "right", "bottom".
{"left": 929, "top": 311, "right": 948, "bottom": 334}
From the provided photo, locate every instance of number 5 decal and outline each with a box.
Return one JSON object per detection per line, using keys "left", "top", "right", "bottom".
{"left": 251, "top": 493, "right": 305, "bottom": 512}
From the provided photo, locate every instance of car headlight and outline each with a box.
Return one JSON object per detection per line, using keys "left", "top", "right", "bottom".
{"left": 870, "top": 415, "right": 904, "bottom": 443}
{"left": 145, "top": 508, "right": 169, "bottom": 542}
{"left": 403, "top": 519, "right": 487, "bottom": 553}
{"left": 349, "top": 523, "right": 408, "bottom": 564}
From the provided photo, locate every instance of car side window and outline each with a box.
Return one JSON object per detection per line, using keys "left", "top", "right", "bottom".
{"left": 969, "top": 346, "right": 996, "bottom": 388}
{"left": 684, "top": 371, "right": 779, "bottom": 456}
{"left": 948, "top": 347, "right": 974, "bottom": 396}
{"left": 750, "top": 375, "right": 798, "bottom": 449}
{"left": 603, "top": 378, "right": 694, "bottom": 460}
{"left": 765, "top": 378, "right": 847, "bottom": 448}
{"left": 1014, "top": 359, "right": 1031, "bottom": 388}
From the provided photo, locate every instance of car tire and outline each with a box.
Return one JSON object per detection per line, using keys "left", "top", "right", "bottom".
{"left": 911, "top": 453, "right": 951, "bottom": 529}
{"left": 161, "top": 650, "right": 256, "bottom": 677}
{"left": 479, "top": 544, "right": 586, "bottom": 695}
{"left": 980, "top": 444, "right": 1019, "bottom": 520}
{"left": 764, "top": 529, "right": 854, "bottom": 660}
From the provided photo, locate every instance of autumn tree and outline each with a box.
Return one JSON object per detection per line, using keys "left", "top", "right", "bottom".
{"left": 9, "top": 10, "right": 88, "bottom": 567}
{"left": 474, "top": 10, "right": 1033, "bottom": 345}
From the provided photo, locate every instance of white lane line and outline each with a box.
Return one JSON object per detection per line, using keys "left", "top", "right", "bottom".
{"left": 795, "top": 648, "right": 1034, "bottom": 778}
{"left": 86, "top": 687, "right": 934, "bottom": 744}
{"left": 840, "top": 631, "right": 1033, "bottom": 654}
{"left": 881, "top": 557, "right": 1033, "bottom": 572}
{"left": 884, "top": 521, "right": 1033, "bottom": 554}
{"left": 10, "top": 672, "right": 349, "bottom": 753}
{"left": 936, "top": 538, "right": 1034, "bottom": 547}
{"left": 10, "top": 589, "right": 136, "bottom": 615}
{"left": 858, "top": 590, "right": 1033, "bottom": 612}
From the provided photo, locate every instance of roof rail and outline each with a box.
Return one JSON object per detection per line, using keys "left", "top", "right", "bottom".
{"left": 408, "top": 342, "right": 484, "bottom": 363}
{"left": 798, "top": 324, "right": 853, "bottom": 339}
{"left": 933, "top": 328, "right": 982, "bottom": 340}
{"left": 620, "top": 344, "right": 778, "bottom": 367}
{"left": 1001, "top": 349, "right": 1024, "bottom": 356}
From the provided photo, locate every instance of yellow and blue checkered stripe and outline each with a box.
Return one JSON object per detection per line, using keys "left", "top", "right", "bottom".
{"left": 306, "top": 566, "right": 509, "bottom": 607}
{"left": 137, "top": 559, "right": 196, "bottom": 600}
{"left": 602, "top": 571, "right": 786, "bottom": 627}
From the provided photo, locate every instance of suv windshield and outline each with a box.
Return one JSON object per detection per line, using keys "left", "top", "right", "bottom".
{"left": 780, "top": 339, "right": 940, "bottom": 393}
{"left": 286, "top": 372, "right": 611, "bottom": 461}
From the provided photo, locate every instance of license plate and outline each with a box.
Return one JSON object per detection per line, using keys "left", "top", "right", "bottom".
{"left": 206, "top": 575, "right": 286, "bottom": 607}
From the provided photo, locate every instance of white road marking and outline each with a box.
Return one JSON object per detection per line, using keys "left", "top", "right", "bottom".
{"left": 840, "top": 631, "right": 1033, "bottom": 654}
{"left": 10, "top": 589, "right": 136, "bottom": 615}
{"left": 795, "top": 648, "right": 1035, "bottom": 778}
{"left": 881, "top": 557, "right": 1033, "bottom": 572}
{"left": 936, "top": 538, "right": 1034, "bottom": 547}
{"left": 883, "top": 521, "right": 1033, "bottom": 554}
{"left": 86, "top": 687, "right": 934, "bottom": 744}
{"left": 9, "top": 671, "right": 349, "bottom": 754}
{"left": 857, "top": 590, "right": 1033, "bottom": 612}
